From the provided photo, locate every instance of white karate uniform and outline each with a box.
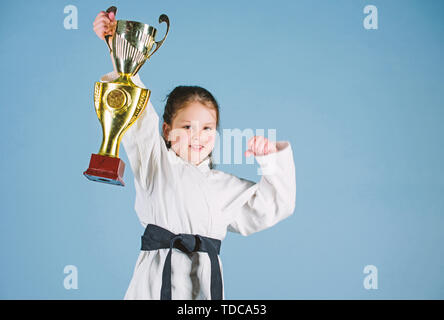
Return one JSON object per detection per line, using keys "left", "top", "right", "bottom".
{"left": 100, "top": 71, "right": 297, "bottom": 300}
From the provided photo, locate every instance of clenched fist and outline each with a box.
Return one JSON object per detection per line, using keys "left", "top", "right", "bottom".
{"left": 245, "top": 136, "right": 277, "bottom": 157}
{"left": 93, "top": 10, "right": 116, "bottom": 41}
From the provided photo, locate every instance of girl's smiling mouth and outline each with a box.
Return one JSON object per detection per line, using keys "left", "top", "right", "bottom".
{"left": 189, "top": 144, "right": 204, "bottom": 151}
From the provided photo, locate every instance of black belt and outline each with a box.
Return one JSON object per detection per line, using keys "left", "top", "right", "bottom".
{"left": 141, "top": 224, "right": 223, "bottom": 300}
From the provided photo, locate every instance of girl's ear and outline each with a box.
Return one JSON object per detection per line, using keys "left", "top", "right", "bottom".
{"left": 162, "top": 122, "right": 170, "bottom": 140}
{"left": 162, "top": 122, "right": 173, "bottom": 149}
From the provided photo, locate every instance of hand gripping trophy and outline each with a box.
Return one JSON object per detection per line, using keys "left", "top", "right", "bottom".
{"left": 84, "top": 7, "right": 170, "bottom": 186}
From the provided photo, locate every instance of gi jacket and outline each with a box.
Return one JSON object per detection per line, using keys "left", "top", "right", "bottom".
{"left": 100, "top": 71, "right": 297, "bottom": 300}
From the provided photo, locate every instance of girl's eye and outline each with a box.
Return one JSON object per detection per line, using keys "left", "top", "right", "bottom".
{"left": 182, "top": 125, "right": 213, "bottom": 130}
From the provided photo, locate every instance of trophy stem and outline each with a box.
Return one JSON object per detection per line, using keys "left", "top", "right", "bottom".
{"left": 114, "top": 74, "right": 136, "bottom": 86}
{"left": 98, "top": 131, "right": 122, "bottom": 158}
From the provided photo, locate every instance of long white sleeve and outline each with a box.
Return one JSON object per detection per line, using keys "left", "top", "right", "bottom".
{"left": 100, "top": 71, "right": 161, "bottom": 192}
{"left": 225, "top": 141, "right": 296, "bottom": 236}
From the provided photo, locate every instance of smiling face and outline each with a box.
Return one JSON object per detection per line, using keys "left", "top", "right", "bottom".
{"left": 163, "top": 101, "right": 218, "bottom": 166}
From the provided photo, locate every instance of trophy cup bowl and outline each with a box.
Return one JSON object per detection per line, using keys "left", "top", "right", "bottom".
{"left": 111, "top": 15, "right": 170, "bottom": 83}
{"left": 83, "top": 14, "right": 170, "bottom": 186}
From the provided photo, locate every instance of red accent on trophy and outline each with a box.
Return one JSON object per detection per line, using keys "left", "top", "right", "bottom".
{"left": 83, "top": 154, "right": 125, "bottom": 186}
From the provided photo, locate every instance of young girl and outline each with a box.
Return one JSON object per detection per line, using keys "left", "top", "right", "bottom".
{"left": 94, "top": 11, "right": 296, "bottom": 300}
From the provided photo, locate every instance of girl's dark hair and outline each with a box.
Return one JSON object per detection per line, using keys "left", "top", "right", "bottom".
{"left": 162, "top": 86, "right": 220, "bottom": 169}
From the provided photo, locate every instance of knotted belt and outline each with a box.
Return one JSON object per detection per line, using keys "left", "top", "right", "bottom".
{"left": 141, "top": 224, "right": 223, "bottom": 300}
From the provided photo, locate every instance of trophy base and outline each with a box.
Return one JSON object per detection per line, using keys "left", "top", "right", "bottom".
{"left": 83, "top": 153, "right": 125, "bottom": 186}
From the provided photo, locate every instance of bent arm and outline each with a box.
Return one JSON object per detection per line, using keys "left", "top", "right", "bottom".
{"left": 226, "top": 141, "right": 296, "bottom": 236}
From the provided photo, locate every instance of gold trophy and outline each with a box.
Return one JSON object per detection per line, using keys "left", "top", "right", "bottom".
{"left": 84, "top": 7, "right": 170, "bottom": 186}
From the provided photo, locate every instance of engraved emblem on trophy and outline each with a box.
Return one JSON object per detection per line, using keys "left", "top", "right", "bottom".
{"left": 84, "top": 7, "right": 170, "bottom": 186}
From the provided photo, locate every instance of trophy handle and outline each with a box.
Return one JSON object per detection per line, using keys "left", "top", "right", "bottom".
{"left": 146, "top": 14, "right": 170, "bottom": 59}
{"left": 104, "top": 6, "right": 117, "bottom": 53}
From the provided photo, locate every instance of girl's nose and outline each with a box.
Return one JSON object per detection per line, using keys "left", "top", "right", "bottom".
{"left": 190, "top": 129, "right": 201, "bottom": 142}
{"left": 191, "top": 137, "right": 200, "bottom": 144}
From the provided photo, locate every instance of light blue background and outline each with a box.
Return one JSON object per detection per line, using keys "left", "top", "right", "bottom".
{"left": 1, "top": 0, "right": 443, "bottom": 299}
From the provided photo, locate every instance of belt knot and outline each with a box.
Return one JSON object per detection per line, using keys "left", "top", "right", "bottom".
{"left": 171, "top": 233, "right": 201, "bottom": 253}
